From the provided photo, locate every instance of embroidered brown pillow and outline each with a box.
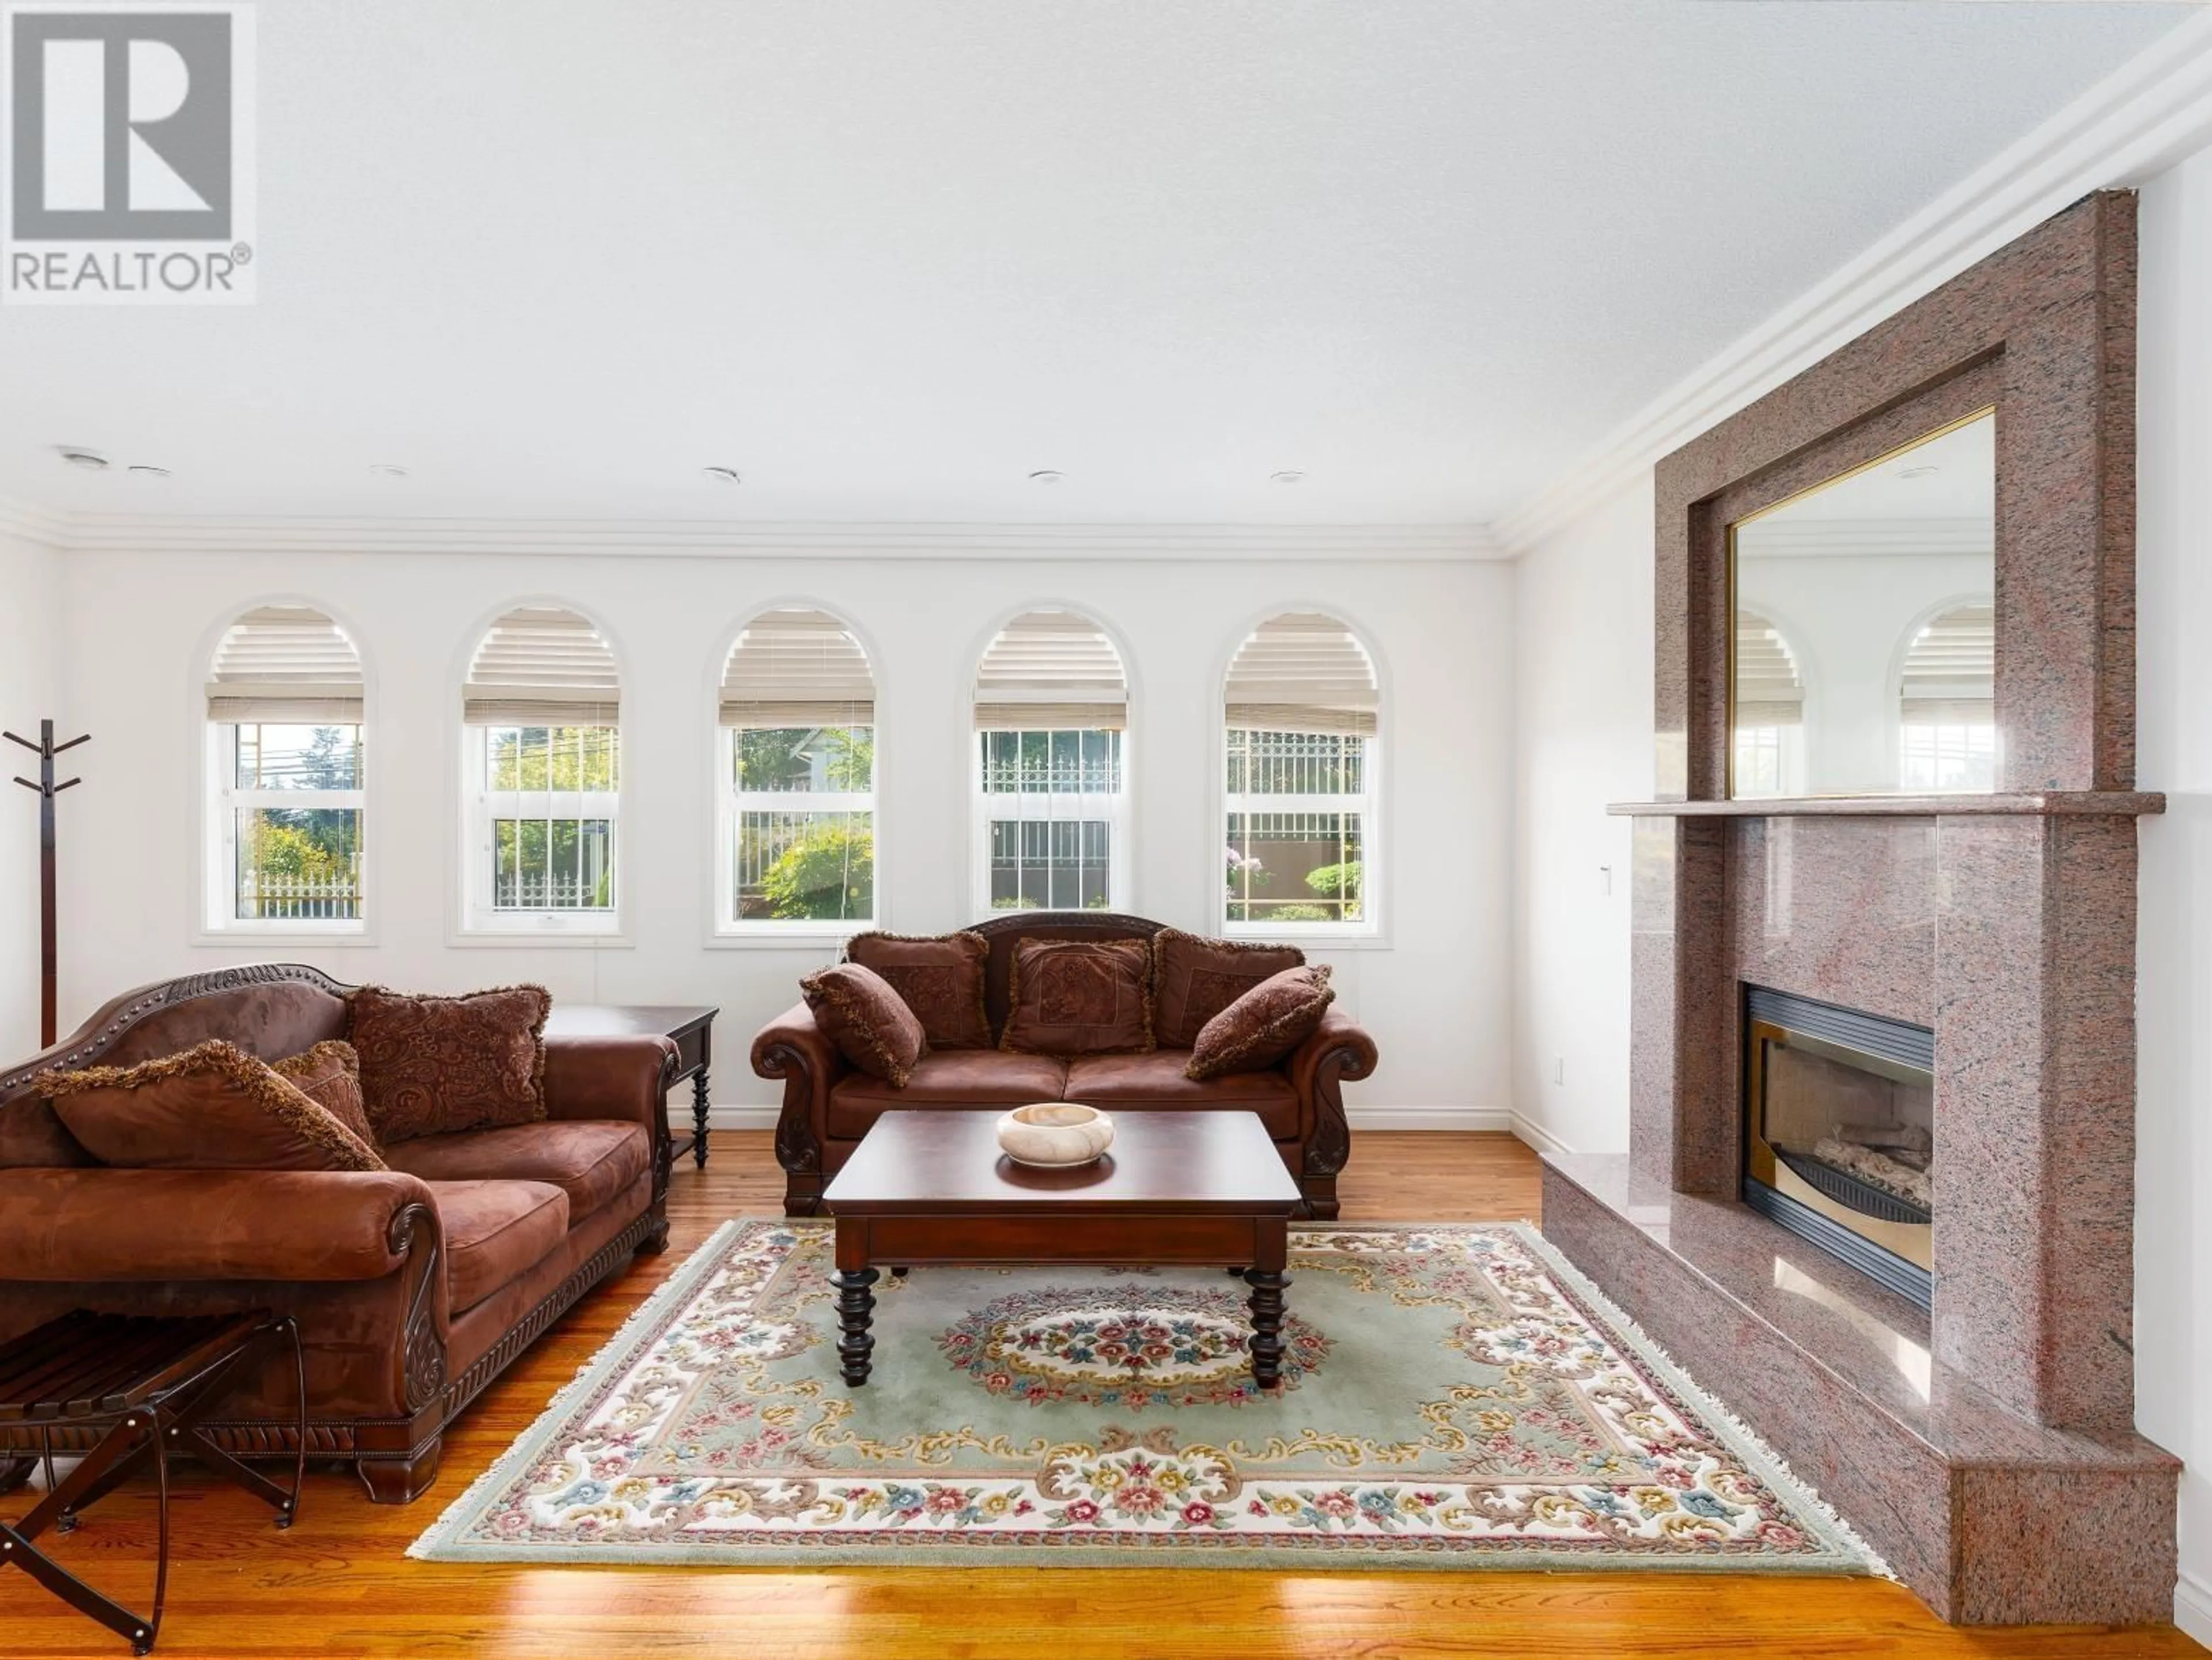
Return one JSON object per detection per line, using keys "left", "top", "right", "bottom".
{"left": 346, "top": 984, "right": 551, "bottom": 1144}
{"left": 800, "top": 962, "right": 928, "bottom": 1086}
{"left": 35, "top": 1040, "right": 387, "bottom": 1172}
{"left": 999, "top": 938, "right": 1154, "bottom": 1056}
{"left": 1185, "top": 965, "right": 1335, "bottom": 1079}
{"left": 1152, "top": 927, "right": 1307, "bottom": 1049}
{"left": 844, "top": 931, "right": 992, "bottom": 1049}
{"left": 272, "top": 1040, "right": 378, "bottom": 1149}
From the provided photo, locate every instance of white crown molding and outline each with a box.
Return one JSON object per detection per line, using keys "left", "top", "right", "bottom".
{"left": 1494, "top": 10, "right": 2212, "bottom": 556}
{"left": 1736, "top": 517, "right": 1994, "bottom": 558}
{"left": 0, "top": 491, "right": 69, "bottom": 547}
{"left": 22, "top": 513, "right": 1503, "bottom": 562}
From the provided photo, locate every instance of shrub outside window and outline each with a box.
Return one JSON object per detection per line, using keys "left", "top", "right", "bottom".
{"left": 203, "top": 605, "right": 366, "bottom": 934}
{"left": 719, "top": 609, "right": 877, "bottom": 932}
{"left": 461, "top": 605, "right": 623, "bottom": 935}
{"left": 1222, "top": 613, "right": 1378, "bottom": 935}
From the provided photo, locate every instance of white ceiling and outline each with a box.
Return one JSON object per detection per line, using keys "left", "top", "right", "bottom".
{"left": 0, "top": 1, "right": 2190, "bottom": 527}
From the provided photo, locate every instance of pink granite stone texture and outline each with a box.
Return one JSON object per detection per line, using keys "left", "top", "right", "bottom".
{"left": 1566, "top": 192, "right": 2171, "bottom": 1627}
{"left": 1541, "top": 1155, "right": 2179, "bottom": 1625}
{"left": 1728, "top": 816, "right": 1937, "bottom": 1026}
{"left": 1628, "top": 817, "right": 1733, "bottom": 1192}
{"left": 1933, "top": 814, "right": 2140, "bottom": 1434}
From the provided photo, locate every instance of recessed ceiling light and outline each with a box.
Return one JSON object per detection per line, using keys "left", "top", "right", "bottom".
{"left": 1027, "top": 469, "right": 1064, "bottom": 484}
{"left": 368, "top": 463, "right": 410, "bottom": 479}
{"left": 1270, "top": 469, "right": 1306, "bottom": 484}
{"left": 702, "top": 465, "right": 742, "bottom": 485}
{"left": 57, "top": 446, "right": 108, "bottom": 471}
{"left": 1898, "top": 464, "right": 1939, "bottom": 479}
{"left": 127, "top": 464, "right": 171, "bottom": 480}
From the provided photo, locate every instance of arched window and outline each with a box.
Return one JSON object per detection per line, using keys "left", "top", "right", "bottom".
{"left": 1733, "top": 611, "right": 1805, "bottom": 798}
{"left": 204, "top": 604, "right": 366, "bottom": 932}
{"left": 1898, "top": 601, "right": 1996, "bottom": 792}
{"left": 718, "top": 608, "right": 877, "bottom": 931}
{"left": 461, "top": 605, "right": 622, "bottom": 932}
{"left": 1222, "top": 612, "right": 1377, "bottom": 933}
{"left": 972, "top": 609, "right": 1127, "bottom": 911}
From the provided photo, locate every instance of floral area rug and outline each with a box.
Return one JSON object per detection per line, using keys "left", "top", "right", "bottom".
{"left": 409, "top": 1219, "right": 1880, "bottom": 1572}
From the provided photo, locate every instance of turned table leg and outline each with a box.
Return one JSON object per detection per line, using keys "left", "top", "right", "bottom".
{"left": 691, "top": 1069, "right": 711, "bottom": 1169}
{"left": 835, "top": 1269, "right": 878, "bottom": 1386}
{"left": 1245, "top": 1218, "right": 1291, "bottom": 1390}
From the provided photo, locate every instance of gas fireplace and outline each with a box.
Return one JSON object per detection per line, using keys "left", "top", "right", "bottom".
{"left": 1743, "top": 986, "right": 1933, "bottom": 1309}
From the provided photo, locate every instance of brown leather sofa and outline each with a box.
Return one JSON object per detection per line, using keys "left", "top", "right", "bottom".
{"left": 0, "top": 965, "right": 676, "bottom": 1504}
{"left": 753, "top": 912, "right": 1377, "bottom": 1219}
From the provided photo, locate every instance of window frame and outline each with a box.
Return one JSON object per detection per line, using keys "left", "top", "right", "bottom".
{"left": 1891, "top": 596, "right": 1999, "bottom": 795}
{"left": 199, "top": 719, "right": 371, "bottom": 942}
{"left": 457, "top": 721, "right": 628, "bottom": 942}
{"left": 1220, "top": 727, "right": 1381, "bottom": 942}
{"left": 192, "top": 599, "right": 376, "bottom": 948}
{"left": 715, "top": 721, "right": 880, "bottom": 940}
{"left": 1214, "top": 611, "right": 1387, "bottom": 945}
{"left": 970, "top": 725, "right": 1132, "bottom": 916}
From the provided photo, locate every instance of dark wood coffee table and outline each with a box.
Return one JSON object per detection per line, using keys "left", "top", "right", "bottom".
{"left": 820, "top": 1109, "right": 1303, "bottom": 1389}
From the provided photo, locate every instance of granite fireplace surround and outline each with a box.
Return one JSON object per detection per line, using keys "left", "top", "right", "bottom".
{"left": 1540, "top": 192, "right": 2181, "bottom": 1625}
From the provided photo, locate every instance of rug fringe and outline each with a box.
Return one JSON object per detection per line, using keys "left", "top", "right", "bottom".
{"left": 1501, "top": 1221, "right": 1897, "bottom": 1582}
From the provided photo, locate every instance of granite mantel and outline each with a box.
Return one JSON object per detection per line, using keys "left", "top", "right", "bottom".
{"left": 1542, "top": 192, "right": 2179, "bottom": 1628}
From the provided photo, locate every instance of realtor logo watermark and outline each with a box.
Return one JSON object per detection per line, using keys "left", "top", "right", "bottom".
{"left": 2, "top": 2, "right": 255, "bottom": 303}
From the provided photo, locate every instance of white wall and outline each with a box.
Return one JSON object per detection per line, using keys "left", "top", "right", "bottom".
{"left": 48, "top": 549, "right": 1513, "bottom": 1117}
{"left": 1508, "top": 474, "right": 1652, "bottom": 1156}
{"left": 1735, "top": 549, "right": 1990, "bottom": 795}
{"left": 0, "top": 530, "right": 66, "bottom": 1060}
{"left": 2134, "top": 146, "right": 2212, "bottom": 1648}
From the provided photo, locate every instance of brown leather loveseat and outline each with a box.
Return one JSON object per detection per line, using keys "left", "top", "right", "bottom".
{"left": 0, "top": 965, "right": 676, "bottom": 1503}
{"left": 753, "top": 912, "right": 1377, "bottom": 1219}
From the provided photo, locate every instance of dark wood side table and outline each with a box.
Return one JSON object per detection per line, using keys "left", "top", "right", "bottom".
{"left": 0, "top": 1309, "right": 305, "bottom": 1655}
{"left": 820, "top": 1110, "right": 1302, "bottom": 1389}
{"left": 547, "top": 1004, "right": 718, "bottom": 1168}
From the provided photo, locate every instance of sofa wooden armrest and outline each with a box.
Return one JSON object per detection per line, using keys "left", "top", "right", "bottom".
{"left": 750, "top": 1000, "right": 852, "bottom": 1214}
{"left": 1283, "top": 1007, "right": 1377, "bottom": 1219}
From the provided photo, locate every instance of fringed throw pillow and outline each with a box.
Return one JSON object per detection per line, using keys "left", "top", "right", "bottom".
{"left": 36, "top": 1039, "right": 388, "bottom": 1172}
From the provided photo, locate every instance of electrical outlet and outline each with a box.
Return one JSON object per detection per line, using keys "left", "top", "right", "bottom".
{"left": 1598, "top": 864, "right": 1612, "bottom": 896}
{"left": 1554, "top": 1057, "right": 1566, "bottom": 1086}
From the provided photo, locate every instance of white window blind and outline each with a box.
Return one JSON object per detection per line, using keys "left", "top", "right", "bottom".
{"left": 1225, "top": 613, "right": 1377, "bottom": 736}
{"left": 1734, "top": 613, "right": 1805, "bottom": 728}
{"left": 1899, "top": 602, "right": 1995, "bottom": 726}
{"left": 721, "top": 609, "right": 874, "bottom": 727}
{"left": 206, "top": 605, "right": 364, "bottom": 723}
{"left": 464, "top": 606, "right": 620, "bottom": 725}
{"left": 974, "top": 610, "right": 1126, "bottom": 731}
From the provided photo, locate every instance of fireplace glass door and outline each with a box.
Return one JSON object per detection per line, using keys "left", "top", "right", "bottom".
{"left": 1743, "top": 987, "right": 1933, "bottom": 1308}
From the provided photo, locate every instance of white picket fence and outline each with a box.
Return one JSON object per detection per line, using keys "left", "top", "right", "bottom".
{"left": 237, "top": 872, "right": 360, "bottom": 920}
{"left": 493, "top": 873, "right": 609, "bottom": 911}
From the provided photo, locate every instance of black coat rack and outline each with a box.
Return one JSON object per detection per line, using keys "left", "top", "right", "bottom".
{"left": 9, "top": 721, "right": 89, "bottom": 1048}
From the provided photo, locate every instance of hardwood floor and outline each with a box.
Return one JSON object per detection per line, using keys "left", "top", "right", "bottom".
{"left": 0, "top": 1131, "right": 2199, "bottom": 1658}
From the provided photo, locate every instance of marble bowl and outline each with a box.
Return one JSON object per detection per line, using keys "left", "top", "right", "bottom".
{"left": 995, "top": 1102, "right": 1115, "bottom": 1168}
